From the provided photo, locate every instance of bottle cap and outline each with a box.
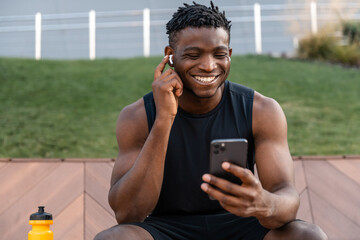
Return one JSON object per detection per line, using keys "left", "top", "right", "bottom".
{"left": 30, "top": 206, "right": 53, "bottom": 220}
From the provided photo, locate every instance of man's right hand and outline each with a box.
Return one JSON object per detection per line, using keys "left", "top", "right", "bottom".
{"left": 152, "top": 55, "right": 183, "bottom": 120}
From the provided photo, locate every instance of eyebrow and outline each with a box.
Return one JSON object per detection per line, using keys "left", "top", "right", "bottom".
{"left": 183, "top": 46, "right": 229, "bottom": 52}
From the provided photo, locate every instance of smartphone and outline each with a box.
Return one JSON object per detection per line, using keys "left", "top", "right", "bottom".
{"left": 209, "top": 138, "right": 248, "bottom": 185}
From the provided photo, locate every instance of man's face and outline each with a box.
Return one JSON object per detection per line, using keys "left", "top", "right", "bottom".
{"left": 172, "top": 27, "right": 232, "bottom": 99}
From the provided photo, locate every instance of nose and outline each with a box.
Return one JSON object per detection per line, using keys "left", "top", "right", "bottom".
{"left": 198, "top": 55, "right": 217, "bottom": 72}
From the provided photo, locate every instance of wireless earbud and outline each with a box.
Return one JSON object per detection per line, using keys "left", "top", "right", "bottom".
{"left": 228, "top": 56, "right": 231, "bottom": 62}
{"left": 169, "top": 55, "right": 174, "bottom": 65}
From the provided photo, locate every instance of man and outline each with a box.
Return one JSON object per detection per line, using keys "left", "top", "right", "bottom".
{"left": 95, "top": 2, "right": 327, "bottom": 240}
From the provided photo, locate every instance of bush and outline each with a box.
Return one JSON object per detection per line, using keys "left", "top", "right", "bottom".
{"left": 342, "top": 21, "right": 360, "bottom": 45}
{"left": 297, "top": 31, "right": 338, "bottom": 60}
{"left": 331, "top": 44, "right": 360, "bottom": 66}
{"left": 297, "top": 27, "right": 360, "bottom": 67}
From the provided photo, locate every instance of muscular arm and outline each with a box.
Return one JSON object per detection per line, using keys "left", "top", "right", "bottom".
{"left": 108, "top": 55, "right": 183, "bottom": 224}
{"left": 108, "top": 100, "right": 173, "bottom": 224}
{"left": 201, "top": 92, "right": 299, "bottom": 229}
{"left": 252, "top": 92, "right": 299, "bottom": 229}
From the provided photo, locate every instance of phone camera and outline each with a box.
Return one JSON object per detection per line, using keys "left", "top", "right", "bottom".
{"left": 220, "top": 143, "right": 226, "bottom": 151}
{"left": 214, "top": 150, "right": 219, "bottom": 154}
{"left": 214, "top": 144, "right": 220, "bottom": 148}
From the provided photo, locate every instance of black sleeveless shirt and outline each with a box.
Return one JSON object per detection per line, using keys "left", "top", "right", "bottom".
{"left": 143, "top": 80, "right": 255, "bottom": 216}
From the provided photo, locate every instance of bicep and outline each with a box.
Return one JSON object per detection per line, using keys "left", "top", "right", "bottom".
{"left": 110, "top": 99, "right": 148, "bottom": 187}
{"left": 253, "top": 94, "right": 294, "bottom": 192}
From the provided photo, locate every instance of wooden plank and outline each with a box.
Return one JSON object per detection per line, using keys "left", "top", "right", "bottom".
{"left": 40, "top": 163, "right": 84, "bottom": 217}
{"left": 294, "top": 160, "right": 306, "bottom": 194}
{"left": 53, "top": 193, "right": 84, "bottom": 240}
{"left": 300, "top": 156, "right": 344, "bottom": 160}
{"left": 11, "top": 158, "right": 62, "bottom": 162}
{"left": 1, "top": 163, "right": 84, "bottom": 240}
{"left": 4, "top": 157, "right": 360, "bottom": 240}
{"left": 85, "top": 162, "right": 113, "bottom": 215}
{"left": 309, "top": 190, "right": 360, "bottom": 240}
{"left": 0, "top": 162, "right": 8, "bottom": 170}
{"left": 85, "top": 194, "right": 117, "bottom": 240}
{"left": 0, "top": 162, "right": 60, "bottom": 215}
{"left": 343, "top": 155, "right": 360, "bottom": 160}
{"left": 328, "top": 160, "right": 360, "bottom": 185}
{"left": 66, "top": 158, "right": 114, "bottom": 162}
{"left": 303, "top": 160, "right": 360, "bottom": 225}
{"left": 297, "top": 189, "right": 313, "bottom": 223}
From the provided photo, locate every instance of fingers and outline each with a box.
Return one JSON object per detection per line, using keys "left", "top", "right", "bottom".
{"left": 202, "top": 174, "right": 256, "bottom": 200}
{"left": 153, "top": 65, "right": 183, "bottom": 98}
{"left": 172, "top": 79, "right": 183, "bottom": 97}
{"left": 200, "top": 182, "right": 255, "bottom": 217}
{"left": 154, "top": 55, "right": 170, "bottom": 79}
{"left": 160, "top": 70, "right": 183, "bottom": 90}
{"left": 162, "top": 77, "right": 183, "bottom": 96}
{"left": 201, "top": 164, "right": 269, "bottom": 218}
{"left": 151, "top": 55, "right": 183, "bottom": 118}
{"left": 222, "top": 162, "right": 260, "bottom": 187}
{"left": 153, "top": 55, "right": 182, "bottom": 91}
{"left": 201, "top": 173, "right": 261, "bottom": 217}
{"left": 201, "top": 182, "right": 239, "bottom": 205}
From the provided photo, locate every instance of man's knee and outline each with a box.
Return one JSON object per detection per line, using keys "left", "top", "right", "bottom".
{"left": 283, "top": 220, "right": 328, "bottom": 240}
{"left": 93, "top": 224, "right": 153, "bottom": 240}
{"left": 265, "top": 220, "right": 328, "bottom": 240}
{"left": 94, "top": 231, "right": 107, "bottom": 240}
{"left": 94, "top": 227, "right": 119, "bottom": 240}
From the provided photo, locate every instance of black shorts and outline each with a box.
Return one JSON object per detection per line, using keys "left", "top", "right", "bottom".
{"left": 131, "top": 212, "right": 270, "bottom": 240}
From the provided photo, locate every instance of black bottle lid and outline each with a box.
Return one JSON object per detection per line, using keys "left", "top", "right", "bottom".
{"left": 30, "top": 206, "right": 53, "bottom": 220}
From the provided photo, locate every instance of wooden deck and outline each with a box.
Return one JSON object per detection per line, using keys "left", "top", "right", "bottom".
{"left": 0, "top": 156, "right": 359, "bottom": 240}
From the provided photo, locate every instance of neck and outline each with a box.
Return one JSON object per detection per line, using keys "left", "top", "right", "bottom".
{"left": 178, "top": 83, "right": 225, "bottom": 115}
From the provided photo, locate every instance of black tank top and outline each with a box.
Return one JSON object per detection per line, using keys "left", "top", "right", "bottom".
{"left": 143, "top": 80, "right": 255, "bottom": 216}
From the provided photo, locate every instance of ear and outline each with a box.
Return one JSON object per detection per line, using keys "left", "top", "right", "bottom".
{"left": 228, "top": 47, "right": 233, "bottom": 63}
{"left": 164, "top": 46, "right": 175, "bottom": 67}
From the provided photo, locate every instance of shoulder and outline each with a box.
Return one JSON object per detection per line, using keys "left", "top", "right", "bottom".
{"left": 252, "top": 91, "right": 287, "bottom": 140}
{"left": 253, "top": 91, "right": 283, "bottom": 116}
{"left": 116, "top": 97, "right": 148, "bottom": 150}
{"left": 228, "top": 81, "right": 254, "bottom": 99}
{"left": 118, "top": 98, "right": 146, "bottom": 125}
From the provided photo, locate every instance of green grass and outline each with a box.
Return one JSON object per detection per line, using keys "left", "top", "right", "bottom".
{"left": 0, "top": 55, "right": 359, "bottom": 157}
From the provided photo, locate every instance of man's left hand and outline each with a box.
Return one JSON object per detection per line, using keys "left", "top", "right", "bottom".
{"left": 201, "top": 162, "right": 273, "bottom": 219}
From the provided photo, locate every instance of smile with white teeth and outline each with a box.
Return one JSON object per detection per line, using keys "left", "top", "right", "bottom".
{"left": 194, "top": 75, "right": 217, "bottom": 83}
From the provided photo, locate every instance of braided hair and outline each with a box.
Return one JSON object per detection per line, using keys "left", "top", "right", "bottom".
{"left": 166, "top": 1, "right": 232, "bottom": 47}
